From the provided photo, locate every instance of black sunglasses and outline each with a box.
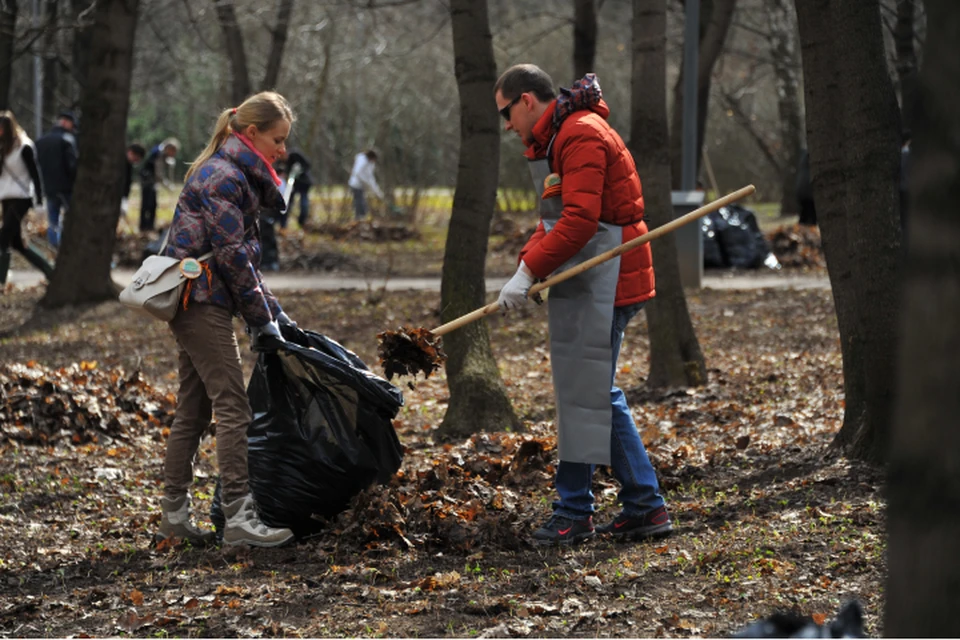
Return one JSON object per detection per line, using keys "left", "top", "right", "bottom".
{"left": 499, "top": 95, "right": 522, "bottom": 121}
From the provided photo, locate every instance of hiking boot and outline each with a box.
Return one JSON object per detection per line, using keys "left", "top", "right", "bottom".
{"left": 222, "top": 494, "right": 294, "bottom": 548}
{"left": 156, "top": 495, "right": 216, "bottom": 546}
{"left": 531, "top": 514, "right": 595, "bottom": 546}
{"left": 597, "top": 505, "right": 674, "bottom": 540}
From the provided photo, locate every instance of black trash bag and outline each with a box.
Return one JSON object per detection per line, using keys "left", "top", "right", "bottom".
{"left": 702, "top": 211, "right": 728, "bottom": 268}
{"left": 731, "top": 600, "right": 864, "bottom": 638}
{"left": 211, "top": 326, "right": 404, "bottom": 539}
{"left": 703, "top": 204, "right": 779, "bottom": 269}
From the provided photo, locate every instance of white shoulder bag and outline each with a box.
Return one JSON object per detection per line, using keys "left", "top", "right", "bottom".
{"left": 119, "top": 230, "right": 214, "bottom": 322}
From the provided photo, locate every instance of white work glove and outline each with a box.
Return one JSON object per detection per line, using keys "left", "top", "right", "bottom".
{"left": 120, "top": 197, "right": 129, "bottom": 215}
{"left": 497, "top": 261, "right": 536, "bottom": 312}
{"left": 276, "top": 311, "right": 297, "bottom": 328}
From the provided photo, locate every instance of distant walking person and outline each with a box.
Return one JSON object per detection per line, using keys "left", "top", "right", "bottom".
{"left": 347, "top": 149, "right": 383, "bottom": 220}
{"left": 122, "top": 143, "right": 146, "bottom": 223}
{"left": 139, "top": 138, "right": 180, "bottom": 232}
{"left": 0, "top": 111, "right": 55, "bottom": 285}
{"left": 35, "top": 111, "right": 78, "bottom": 247}
{"left": 284, "top": 149, "right": 313, "bottom": 229}
{"left": 795, "top": 148, "right": 816, "bottom": 227}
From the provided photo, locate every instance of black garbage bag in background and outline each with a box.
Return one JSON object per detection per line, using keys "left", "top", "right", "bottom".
{"left": 701, "top": 211, "right": 728, "bottom": 268}
{"left": 702, "top": 204, "right": 779, "bottom": 269}
{"left": 211, "top": 326, "right": 404, "bottom": 538}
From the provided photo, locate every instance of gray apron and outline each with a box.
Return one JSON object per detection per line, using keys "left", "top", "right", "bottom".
{"left": 529, "top": 138, "right": 622, "bottom": 465}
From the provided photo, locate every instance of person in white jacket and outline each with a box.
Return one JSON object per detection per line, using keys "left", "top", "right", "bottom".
{"left": 0, "top": 110, "right": 54, "bottom": 285}
{"left": 347, "top": 149, "right": 383, "bottom": 220}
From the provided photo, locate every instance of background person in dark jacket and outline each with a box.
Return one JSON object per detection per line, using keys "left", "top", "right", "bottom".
{"left": 795, "top": 148, "right": 816, "bottom": 227}
{"left": 139, "top": 137, "right": 179, "bottom": 232}
{"left": 122, "top": 143, "right": 146, "bottom": 224}
{"left": 283, "top": 148, "right": 312, "bottom": 229}
{"left": 35, "top": 111, "right": 78, "bottom": 247}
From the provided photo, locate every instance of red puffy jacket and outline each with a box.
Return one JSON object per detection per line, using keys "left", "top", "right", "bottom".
{"left": 518, "top": 100, "right": 655, "bottom": 307}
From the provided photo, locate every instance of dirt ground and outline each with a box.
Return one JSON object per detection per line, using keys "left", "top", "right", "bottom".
{"left": 0, "top": 269, "right": 885, "bottom": 638}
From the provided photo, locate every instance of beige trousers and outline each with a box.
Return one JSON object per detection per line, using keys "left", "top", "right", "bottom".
{"left": 164, "top": 303, "right": 251, "bottom": 503}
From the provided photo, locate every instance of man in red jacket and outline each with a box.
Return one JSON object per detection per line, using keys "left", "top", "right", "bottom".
{"left": 494, "top": 64, "right": 672, "bottom": 545}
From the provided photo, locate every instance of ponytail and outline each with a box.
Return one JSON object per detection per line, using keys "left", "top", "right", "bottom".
{"left": 185, "top": 108, "right": 235, "bottom": 181}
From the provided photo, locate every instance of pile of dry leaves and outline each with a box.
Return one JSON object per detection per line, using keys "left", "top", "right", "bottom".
{"left": 0, "top": 361, "right": 173, "bottom": 445}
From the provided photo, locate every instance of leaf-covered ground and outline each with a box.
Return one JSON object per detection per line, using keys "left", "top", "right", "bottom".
{"left": 0, "top": 280, "right": 885, "bottom": 638}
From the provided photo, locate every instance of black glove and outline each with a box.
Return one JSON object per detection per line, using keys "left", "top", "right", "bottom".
{"left": 248, "top": 320, "right": 286, "bottom": 352}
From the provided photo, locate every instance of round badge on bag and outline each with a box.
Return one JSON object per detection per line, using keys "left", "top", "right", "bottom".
{"left": 180, "top": 257, "right": 203, "bottom": 279}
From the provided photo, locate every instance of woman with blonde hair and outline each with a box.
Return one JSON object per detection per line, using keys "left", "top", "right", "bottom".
{"left": 0, "top": 110, "right": 54, "bottom": 285}
{"left": 157, "top": 91, "right": 297, "bottom": 547}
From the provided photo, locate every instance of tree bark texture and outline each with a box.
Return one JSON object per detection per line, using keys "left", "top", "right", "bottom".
{"left": 41, "top": 0, "right": 139, "bottom": 307}
{"left": 885, "top": 3, "right": 960, "bottom": 633}
{"left": 794, "top": 0, "right": 903, "bottom": 463}
{"left": 669, "top": 0, "right": 737, "bottom": 190}
{"left": 41, "top": 0, "right": 59, "bottom": 126}
{"left": 631, "top": 0, "right": 706, "bottom": 389}
{"left": 214, "top": 0, "right": 251, "bottom": 105}
{"left": 894, "top": 0, "right": 917, "bottom": 133}
{"left": 261, "top": 0, "right": 294, "bottom": 91}
{"left": 438, "top": 0, "right": 520, "bottom": 439}
{"left": 70, "top": 0, "right": 94, "bottom": 106}
{"left": 573, "top": 0, "right": 597, "bottom": 79}
{"left": 0, "top": 0, "right": 17, "bottom": 110}
{"left": 765, "top": 0, "right": 804, "bottom": 215}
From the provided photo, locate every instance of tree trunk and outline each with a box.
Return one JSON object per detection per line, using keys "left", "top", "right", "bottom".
{"left": 42, "top": 0, "right": 59, "bottom": 126}
{"left": 886, "top": 3, "right": 960, "bottom": 633}
{"left": 631, "top": 0, "right": 707, "bottom": 389}
{"left": 306, "top": 28, "right": 333, "bottom": 174}
{"left": 669, "top": 0, "right": 737, "bottom": 189}
{"left": 214, "top": 0, "right": 251, "bottom": 105}
{"left": 794, "top": 0, "right": 902, "bottom": 463}
{"left": 894, "top": 0, "right": 917, "bottom": 133}
{"left": 437, "top": 0, "right": 521, "bottom": 439}
{"left": 41, "top": 0, "right": 138, "bottom": 308}
{"left": 765, "top": 0, "right": 804, "bottom": 215}
{"left": 261, "top": 0, "right": 294, "bottom": 91}
{"left": 70, "top": 0, "right": 94, "bottom": 107}
{"left": 0, "top": 0, "right": 17, "bottom": 110}
{"left": 573, "top": 0, "right": 597, "bottom": 79}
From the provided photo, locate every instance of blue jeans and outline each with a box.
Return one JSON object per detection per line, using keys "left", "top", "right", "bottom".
{"left": 553, "top": 302, "right": 665, "bottom": 519}
{"left": 45, "top": 192, "right": 70, "bottom": 247}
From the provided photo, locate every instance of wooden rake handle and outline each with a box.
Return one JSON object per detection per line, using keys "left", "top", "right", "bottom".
{"left": 431, "top": 184, "right": 756, "bottom": 337}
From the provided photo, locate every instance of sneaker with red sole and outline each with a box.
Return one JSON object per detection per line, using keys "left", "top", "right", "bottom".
{"left": 597, "top": 506, "right": 674, "bottom": 540}
{"left": 531, "top": 514, "right": 595, "bottom": 545}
